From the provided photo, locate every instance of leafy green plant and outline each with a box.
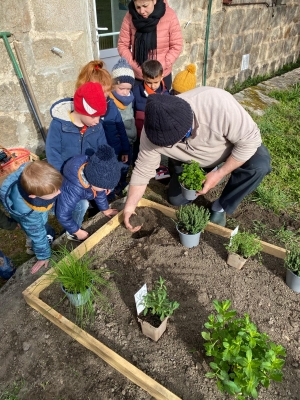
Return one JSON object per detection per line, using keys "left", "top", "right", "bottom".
{"left": 201, "top": 300, "right": 286, "bottom": 399}
{"left": 142, "top": 277, "right": 179, "bottom": 321}
{"left": 178, "top": 160, "right": 206, "bottom": 190}
{"left": 48, "top": 246, "right": 112, "bottom": 327}
{"left": 175, "top": 204, "right": 210, "bottom": 235}
{"left": 284, "top": 244, "right": 300, "bottom": 277}
{"left": 225, "top": 231, "right": 263, "bottom": 260}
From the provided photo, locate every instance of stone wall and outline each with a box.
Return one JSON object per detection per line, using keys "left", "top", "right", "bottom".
{"left": 0, "top": 0, "right": 96, "bottom": 153}
{"left": 0, "top": 0, "right": 299, "bottom": 152}
{"left": 171, "top": 0, "right": 300, "bottom": 89}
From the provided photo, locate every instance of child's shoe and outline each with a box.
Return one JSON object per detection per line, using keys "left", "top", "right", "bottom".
{"left": 26, "top": 247, "right": 35, "bottom": 255}
{"left": 155, "top": 165, "right": 170, "bottom": 180}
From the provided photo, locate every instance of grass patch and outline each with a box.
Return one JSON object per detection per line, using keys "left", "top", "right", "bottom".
{"left": 251, "top": 83, "right": 300, "bottom": 216}
{"left": 0, "top": 380, "right": 25, "bottom": 400}
{"left": 226, "top": 56, "right": 300, "bottom": 94}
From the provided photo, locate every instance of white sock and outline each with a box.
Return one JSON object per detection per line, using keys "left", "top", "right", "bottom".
{"left": 211, "top": 198, "right": 225, "bottom": 212}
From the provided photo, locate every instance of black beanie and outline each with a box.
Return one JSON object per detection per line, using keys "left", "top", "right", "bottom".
{"left": 144, "top": 95, "right": 193, "bottom": 147}
{"left": 84, "top": 145, "right": 121, "bottom": 189}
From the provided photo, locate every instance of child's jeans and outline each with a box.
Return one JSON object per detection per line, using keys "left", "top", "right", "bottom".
{"left": 68, "top": 199, "right": 89, "bottom": 234}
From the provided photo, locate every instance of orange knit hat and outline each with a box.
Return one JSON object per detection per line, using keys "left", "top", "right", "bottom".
{"left": 172, "top": 64, "right": 197, "bottom": 93}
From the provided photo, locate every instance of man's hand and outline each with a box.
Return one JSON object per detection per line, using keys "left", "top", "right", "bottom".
{"left": 196, "top": 169, "right": 223, "bottom": 195}
{"left": 124, "top": 211, "right": 142, "bottom": 233}
{"left": 102, "top": 208, "right": 119, "bottom": 218}
{"left": 73, "top": 228, "right": 89, "bottom": 241}
{"left": 31, "top": 259, "right": 49, "bottom": 274}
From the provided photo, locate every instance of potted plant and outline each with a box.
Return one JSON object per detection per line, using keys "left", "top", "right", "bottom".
{"left": 138, "top": 277, "right": 179, "bottom": 342}
{"left": 201, "top": 299, "right": 286, "bottom": 399}
{"left": 284, "top": 244, "right": 300, "bottom": 293}
{"left": 224, "top": 231, "right": 263, "bottom": 269}
{"left": 178, "top": 160, "right": 206, "bottom": 200}
{"left": 49, "top": 246, "right": 112, "bottom": 327}
{"left": 175, "top": 204, "right": 210, "bottom": 248}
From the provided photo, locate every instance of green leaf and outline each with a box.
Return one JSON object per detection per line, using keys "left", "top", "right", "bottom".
{"left": 205, "top": 372, "right": 216, "bottom": 378}
{"left": 246, "top": 349, "right": 252, "bottom": 362}
{"left": 223, "top": 380, "right": 240, "bottom": 395}
{"left": 201, "top": 331, "right": 211, "bottom": 341}
{"left": 209, "top": 362, "right": 219, "bottom": 370}
{"left": 269, "top": 372, "right": 283, "bottom": 382}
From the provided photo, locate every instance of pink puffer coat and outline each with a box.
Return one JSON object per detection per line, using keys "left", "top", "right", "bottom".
{"left": 117, "top": 0, "right": 183, "bottom": 80}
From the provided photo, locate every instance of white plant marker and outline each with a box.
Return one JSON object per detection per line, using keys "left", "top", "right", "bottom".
{"left": 134, "top": 284, "right": 147, "bottom": 315}
{"left": 229, "top": 226, "right": 239, "bottom": 247}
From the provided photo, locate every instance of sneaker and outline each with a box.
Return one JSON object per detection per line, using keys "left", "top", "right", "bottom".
{"left": 65, "top": 232, "right": 84, "bottom": 242}
{"left": 26, "top": 247, "right": 35, "bottom": 255}
{"left": 47, "top": 234, "right": 54, "bottom": 245}
{"left": 209, "top": 210, "right": 226, "bottom": 227}
{"left": 155, "top": 165, "right": 170, "bottom": 180}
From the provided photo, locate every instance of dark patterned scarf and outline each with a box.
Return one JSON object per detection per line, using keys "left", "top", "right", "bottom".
{"left": 17, "top": 176, "right": 59, "bottom": 212}
{"left": 128, "top": 0, "right": 166, "bottom": 66}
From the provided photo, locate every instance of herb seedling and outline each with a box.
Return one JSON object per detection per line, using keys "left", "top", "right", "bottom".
{"left": 284, "top": 244, "right": 300, "bottom": 277}
{"left": 178, "top": 160, "right": 206, "bottom": 190}
{"left": 225, "top": 231, "right": 263, "bottom": 260}
{"left": 201, "top": 300, "right": 286, "bottom": 399}
{"left": 142, "top": 277, "right": 179, "bottom": 321}
{"left": 175, "top": 204, "right": 210, "bottom": 235}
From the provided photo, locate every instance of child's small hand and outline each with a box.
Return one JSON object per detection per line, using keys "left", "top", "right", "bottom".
{"left": 121, "top": 155, "right": 128, "bottom": 163}
{"left": 74, "top": 229, "right": 89, "bottom": 241}
{"left": 31, "top": 259, "right": 49, "bottom": 274}
{"left": 102, "top": 208, "right": 119, "bottom": 218}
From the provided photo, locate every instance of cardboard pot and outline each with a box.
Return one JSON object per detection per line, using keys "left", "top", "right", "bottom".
{"left": 227, "top": 253, "right": 248, "bottom": 270}
{"left": 138, "top": 316, "right": 169, "bottom": 342}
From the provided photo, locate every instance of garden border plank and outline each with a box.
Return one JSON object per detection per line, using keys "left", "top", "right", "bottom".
{"left": 22, "top": 198, "right": 286, "bottom": 400}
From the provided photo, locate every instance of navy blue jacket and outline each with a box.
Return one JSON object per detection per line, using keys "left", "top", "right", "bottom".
{"left": 56, "top": 155, "right": 109, "bottom": 234}
{"left": 133, "top": 82, "right": 170, "bottom": 137}
{"left": 46, "top": 98, "right": 108, "bottom": 172}
{"left": 101, "top": 98, "right": 130, "bottom": 157}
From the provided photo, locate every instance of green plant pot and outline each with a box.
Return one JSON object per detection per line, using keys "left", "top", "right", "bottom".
{"left": 61, "top": 285, "right": 91, "bottom": 307}
{"left": 176, "top": 226, "right": 201, "bottom": 248}
{"left": 180, "top": 183, "right": 197, "bottom": 201}
{"left": 285, "top": 269, "right": 300, "bottom": 293}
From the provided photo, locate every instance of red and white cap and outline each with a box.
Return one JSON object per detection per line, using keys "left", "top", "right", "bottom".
{"left": 74, "top": 82, "right": 107, "bottom": 116}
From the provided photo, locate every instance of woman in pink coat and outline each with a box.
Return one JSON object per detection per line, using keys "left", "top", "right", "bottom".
{"left": 118, "top": 0, "right": 182, "bottom": 90}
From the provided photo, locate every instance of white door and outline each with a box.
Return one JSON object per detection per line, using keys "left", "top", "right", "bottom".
{"left": 94, "top": 0, "right": 129, "bottom": 72}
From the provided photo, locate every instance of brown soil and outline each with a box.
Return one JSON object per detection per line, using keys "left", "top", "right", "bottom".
{"left": 0, "top": 181, "right": 300, "bottom": 400}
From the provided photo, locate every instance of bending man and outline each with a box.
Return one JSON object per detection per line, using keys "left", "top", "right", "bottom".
{"left": 124, "top": 86, "right": 271, "bottom": 230}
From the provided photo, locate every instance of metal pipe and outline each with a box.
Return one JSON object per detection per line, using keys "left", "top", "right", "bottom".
{"left": 223, "top": 2, "right": 270, "bottom": 7}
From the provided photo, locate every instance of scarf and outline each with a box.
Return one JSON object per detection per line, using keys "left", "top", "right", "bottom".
{"left": 128, "top": 0, "right": 166, "bottom": 66}
{"left": 17, "top": 176, "right": 59, "bottom": 212}
{"left": 144, "top": 80, "right": 166, "bottom": 95}
{"left": 111, "top": 91, "right": 134, "bottom": 107}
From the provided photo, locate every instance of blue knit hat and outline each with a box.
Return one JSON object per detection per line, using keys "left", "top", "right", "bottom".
{"left": 84, "top": 145, "right": 121, "bottom": 189}
{"left": 111, "top": 58, "right": 135, "bottom": 86}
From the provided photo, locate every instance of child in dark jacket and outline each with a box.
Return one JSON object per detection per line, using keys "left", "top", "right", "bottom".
{"left": 132, "top": 60, "right": 170, "bottom": 178}
{"left": 110, "top": 57, "right": 137, "bottom": 191}
{"left": 0, "top": 161, "right": 63, "bottom": 274}
{"left": 56, "top": 145, "right": 121, "bottom": 242}
{"left": 46, "top": 82, "right": 108, "bottom": 173}
{"left": 75, "top": 60, "right": 130, "bottom": 198}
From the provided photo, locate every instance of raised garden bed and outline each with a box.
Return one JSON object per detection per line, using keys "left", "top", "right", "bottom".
{"left": 22, "top": 199, "right": 300, "bottom": 400}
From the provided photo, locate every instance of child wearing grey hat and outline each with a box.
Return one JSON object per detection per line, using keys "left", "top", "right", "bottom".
{"left": 110, "top": 58, "right": 137, "bottom": 194}
{"left": 56, "top": 145, "right": 121, "bottom": 242}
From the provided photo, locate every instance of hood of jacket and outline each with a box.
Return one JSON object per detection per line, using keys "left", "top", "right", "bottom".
{"left": 62, "top": 154, "right": 90, "bottom": 189}
{"left": 50, "top": 97, "right": 74, "bottom": 123}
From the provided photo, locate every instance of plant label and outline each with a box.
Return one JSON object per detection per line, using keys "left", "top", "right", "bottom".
{"left": 134, "top": 284, "right": 147, "bottom": 315}
{"left": 229, "top": 225, "right": 239, "bottom": 247}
